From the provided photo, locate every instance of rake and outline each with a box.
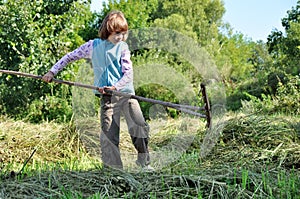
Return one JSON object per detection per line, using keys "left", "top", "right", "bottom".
{"left": 0, "top": 69, "right": 211, "bottom": 128}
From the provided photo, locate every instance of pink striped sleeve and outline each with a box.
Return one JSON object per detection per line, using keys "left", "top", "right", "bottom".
{"left": 114, "top": 48, "right": 133, "bottom": 91}
{"left": 50, "top": 40, "right": 93, "bottom": 75}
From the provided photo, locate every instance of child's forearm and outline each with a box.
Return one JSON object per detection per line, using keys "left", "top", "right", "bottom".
{"left": 50, "top": 40, "right": 93, "bottom": 75}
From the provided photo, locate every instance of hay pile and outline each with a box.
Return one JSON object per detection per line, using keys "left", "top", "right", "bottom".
{"left": 0, "top": 114, "right": 300, "bottom": 198}
{"left": 212, "top": 114, "right": 300, "bottom": 169}
{"left": 0, "top": 117, "right": 81, "bottom": 164}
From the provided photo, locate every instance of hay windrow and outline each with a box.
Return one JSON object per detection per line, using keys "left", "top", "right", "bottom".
{"left": 0, "top": 116, "right": 81, "bottom": 165}
{"left": 215, "top": 114, "right": 300, "bottom": 169}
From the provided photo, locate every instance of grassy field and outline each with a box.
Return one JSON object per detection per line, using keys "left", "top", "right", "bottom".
{"left": 0, "top": 113, "right": 299, "bottom": 198}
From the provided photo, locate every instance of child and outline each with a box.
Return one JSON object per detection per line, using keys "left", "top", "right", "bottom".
{"left": 42, "top": 10, "right": 152, "bottom": 171}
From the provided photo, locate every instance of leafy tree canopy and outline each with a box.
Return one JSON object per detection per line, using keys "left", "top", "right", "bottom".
{"left": 267, "top": 1, "right": 300, "bottom": 75}
{"left": 0, "top": 0, "right": 92, "bottom": 118}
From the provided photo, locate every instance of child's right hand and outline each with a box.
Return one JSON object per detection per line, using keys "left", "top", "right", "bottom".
{"left": 42, "top": 71, "right": 54, "bottom": 83}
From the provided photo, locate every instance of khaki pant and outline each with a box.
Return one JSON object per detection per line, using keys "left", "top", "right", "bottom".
{"left": 100, "top": 94, "right": 150, "bottom": 169}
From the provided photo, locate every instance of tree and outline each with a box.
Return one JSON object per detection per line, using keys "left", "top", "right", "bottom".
{"left": 215, "top": 31, "right": 255, "bottom": 81}
{"left": 153, "top": 0, "right": 225, "bottom": 47}
{"left": 100, "top": 0, "right": 158, "bottom": 29}
{"left": 0, "top": 0, "right": 92, "bottom": 120}
{"left": 267, "top": 1, "right": 300, "bottom": 75}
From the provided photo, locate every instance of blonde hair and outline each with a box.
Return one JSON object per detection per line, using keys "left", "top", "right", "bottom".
{"left": 98, "top": 10, "right": 128, "bottom": 41}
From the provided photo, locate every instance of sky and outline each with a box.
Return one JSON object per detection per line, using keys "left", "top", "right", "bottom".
{"left": 223, "top": 0, "right": 298, "bottom": 41}
{"left": 91, "top": 0, "right": 298, "bottom": 42}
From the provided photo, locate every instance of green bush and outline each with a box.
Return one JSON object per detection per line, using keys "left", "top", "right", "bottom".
{"left": 0, "top": 0, "right": 91, "bottom": 121}
{"left": 136, "top": 84, "right": 180, "bottom": 119}
{"left": 267, "top": 71, "right": 289, "bottom": 95}
{"left": 273, "top": 75, "right": 300, "bottom": 115}
{"left": 241, "top": 75, "right": 300, "bottom": 115}
{"left": 226, "top": 89, "right": 251, "bottom": 111}
{"left": 225, "top": 78, "right": 265, "bottom": 111}
{"left": 25, "top": 95, "right": 73, "bottom": 123}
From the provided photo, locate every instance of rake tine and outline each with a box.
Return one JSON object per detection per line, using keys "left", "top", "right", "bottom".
{"left": 200, "top": 83, "right": 212, "bottom": 128}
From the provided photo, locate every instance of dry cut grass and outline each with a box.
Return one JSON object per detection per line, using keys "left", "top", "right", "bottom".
{"left": 0, "top": 114, "right": 299, "bottom": 198}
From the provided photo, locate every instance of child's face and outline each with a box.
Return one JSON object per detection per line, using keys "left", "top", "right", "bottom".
{"left": 108, "top": 31, "right": 127, "bottom": 44}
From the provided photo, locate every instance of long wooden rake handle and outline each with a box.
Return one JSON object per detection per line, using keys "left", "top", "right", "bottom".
{"left": 0, "top": 69, "right": 212, "bottom": 126}
{"left": 0, "top": 69, "right": 97, "bottom": 90}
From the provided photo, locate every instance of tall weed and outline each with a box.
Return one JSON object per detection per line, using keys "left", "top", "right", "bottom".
{"left": 241, "top": 75, "right": 300, "bottom": 115}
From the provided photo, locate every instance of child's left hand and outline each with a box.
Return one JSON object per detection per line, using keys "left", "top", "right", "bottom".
{"left": 99, "top": 86, "right": 116, "bottom": 94}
